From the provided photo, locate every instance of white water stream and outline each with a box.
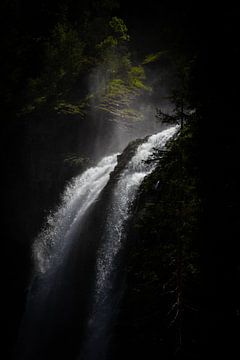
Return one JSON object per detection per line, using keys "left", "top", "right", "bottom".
{"left": 21, "top": 126, "right": 178, "bottom": 360}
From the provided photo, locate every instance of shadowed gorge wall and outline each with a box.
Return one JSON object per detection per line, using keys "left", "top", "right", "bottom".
{"left": 1, "top": 1, "right": 239, "bottom": 359}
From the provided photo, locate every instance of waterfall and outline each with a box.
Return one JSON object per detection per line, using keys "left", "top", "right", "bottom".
{"left": 18, "top": 154, "right": 119, "bottom": 360}
{"left": 80, "top": 125, "right": 178, "bottom": 359}
{"left": 33, "top": 153, "right": 119, "bottom": 276}
{"left": 18, "top": 125, "right": 178, "bottom": 360}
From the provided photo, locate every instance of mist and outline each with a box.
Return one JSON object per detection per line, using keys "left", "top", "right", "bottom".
{"left": 84, "top": 55, "right": 175, "bottom": 162}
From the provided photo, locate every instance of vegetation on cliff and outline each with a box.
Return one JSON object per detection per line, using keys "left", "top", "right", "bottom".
{"left": 1, "top": 1, "right": 239, "bottom": 359}
{"left": 114, "top": 120, "right": 202, "bottom": 359}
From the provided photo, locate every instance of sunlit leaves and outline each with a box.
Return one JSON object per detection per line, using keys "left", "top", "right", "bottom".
{"left": 142, "top": 51, "right": 166, "bottom": 65}
{"left": 90, "top": 17, "right": 150, "bottom": 122}
{"left": 21, "top": 10, "right": 150, "bottom": 122}
{"left": 128, "top": 66, "right": 150, "bottom": 91}
{"left": 44, "top": 22, "right": 86, "bottom": 87}
{"left": 109, "top": 16, "right": 130, "bottom": 42}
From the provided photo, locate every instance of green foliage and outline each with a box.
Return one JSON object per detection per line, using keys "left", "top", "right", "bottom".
{"left": 95, "top": 65, "right": 150, "bottom": 121}
{"left": 46, "top": 22, "right": 86, "bottom": 77}
{"left": 124, "top": 121, "right": 201, "bottom": 352}
{"left": 54, "top": 101, "right": 87, "bottom": 117}
{"left": 128, "top": 66, "right": 150, "bottom": 91}
{"left": 108, "top": 79, "right": 130, "bottom": 96}
{"left": 28, "top": 22, "right": 87, "bottom": 102}
{"left": 97, "top": 35, "right": 118, "bottom": 51}
{"left": 142, "top": 51, "right": 166, "bottom": 65}
{"left": 89, "top": 18, "right": 151, "bottom": 123}
{"left": 96, "top": 16, "right": 129, "bottom": 55}
{"left": 109, "top": 16, "right": 130, "bottom": 42}
{"left": 11, "top": 2, "right": 153, "bottom": 125}
{"left": 21, "top": 13, "right": 136, "bottom": 119}
{"left": 97, "top": 77, "right": 133, "bottom": 118}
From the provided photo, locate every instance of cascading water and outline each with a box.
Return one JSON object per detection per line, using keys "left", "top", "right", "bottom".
{"left": 18, "top": 154, "right": 119, "bottom": 360}
{"left": 79, "top": 125, "right": 178, "bottom": 360}
{"left": 18, "top": 125, "right": 178, "bottom": 360}
{"left": 33, "top": 153, "right": 119, "bottom": 276}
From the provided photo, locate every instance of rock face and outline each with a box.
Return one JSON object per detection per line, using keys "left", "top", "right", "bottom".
{"left": 110, "top": 123, "right": 201, "bottom": 360}
{"left": 3, "top": 108, "right": 118, "bottom": 360}
{"left": 15, "top": 134, "right": 145, "bottom": 360}
{"left": 16, "top": 126, "right": 178, "bottom": 360}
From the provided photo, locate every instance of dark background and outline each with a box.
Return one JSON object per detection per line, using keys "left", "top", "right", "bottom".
{"left": 1, "top": 1, "right": 239, "bottom": 358}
